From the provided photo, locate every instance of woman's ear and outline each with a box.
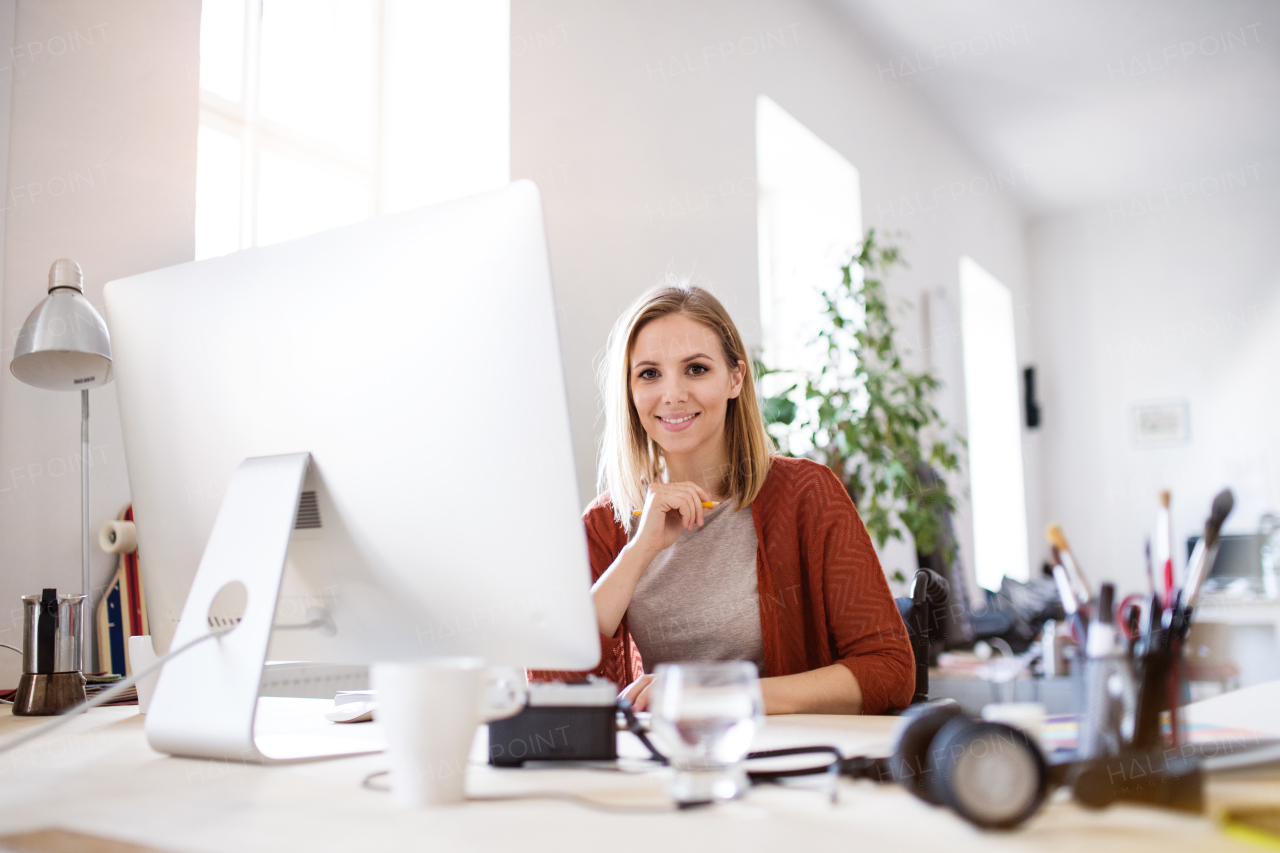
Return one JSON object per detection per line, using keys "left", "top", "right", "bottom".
{"left": 728, "top": 359, "right": 746, "bottom": 399}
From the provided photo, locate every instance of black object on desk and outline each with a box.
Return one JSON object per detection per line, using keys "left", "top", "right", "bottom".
{"left": 1068, "top": 751, "right": 1203, "bottom": 812}
{"left": 488, "top": 679, "right": 618, "bottom": 766}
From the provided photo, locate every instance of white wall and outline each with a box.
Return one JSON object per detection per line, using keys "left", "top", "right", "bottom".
{"left": 511, "top": 0, "right": 1036, "bottom": 597}
{"left": 1031, "top": 175, "right": 1280, "bottom": 599}
{"left": 0, "top": 0, "right": 198, "bottom": 684}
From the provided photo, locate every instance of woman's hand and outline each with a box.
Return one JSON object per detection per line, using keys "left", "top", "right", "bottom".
{"left": 619, "top": 673, "right": 657, "bottom": 712}
{"left": 631, "top": 481, "right": 716, "bottom": 558}
{"left": 591, "top": 481, "right": 715, "bottom": 638}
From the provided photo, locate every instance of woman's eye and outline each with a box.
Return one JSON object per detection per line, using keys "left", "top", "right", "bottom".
{"left": 688, "top": 364, "right": 708, "bottom": 376}
{"left": 638, "top": 368, "right": 658, "bottom": 380}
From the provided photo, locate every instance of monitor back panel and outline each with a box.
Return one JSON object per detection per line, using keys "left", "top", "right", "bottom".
{"left": 104, "top": 182, "right": 599, "bottom": 670}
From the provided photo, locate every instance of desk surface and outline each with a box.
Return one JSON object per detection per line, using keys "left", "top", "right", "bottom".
{"left": 0, "top": 693, "right": 1273, "bottom": 853}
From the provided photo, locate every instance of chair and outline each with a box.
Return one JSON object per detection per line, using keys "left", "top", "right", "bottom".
{"left": 912, "top": 463, "right": 975, "bottom": 651}
{"left": 895, "top": 568, "right": 950, "bottom": 706}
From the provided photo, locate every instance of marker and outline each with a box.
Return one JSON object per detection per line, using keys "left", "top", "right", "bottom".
{"left": 633, "top": 501, "right": 720, "bottom": 516}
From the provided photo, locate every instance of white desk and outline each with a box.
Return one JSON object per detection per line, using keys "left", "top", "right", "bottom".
{"left": 0, "top": 696, "right": 1272, "bottom": 853}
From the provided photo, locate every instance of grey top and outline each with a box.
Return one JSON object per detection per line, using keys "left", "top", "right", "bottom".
{"left": 626, "top": 502, "right": 765, "bottom": 675}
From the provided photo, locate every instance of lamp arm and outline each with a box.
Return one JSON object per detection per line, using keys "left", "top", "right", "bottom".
{"left": 81, "top": 388, "right": 90, "bottom": 671}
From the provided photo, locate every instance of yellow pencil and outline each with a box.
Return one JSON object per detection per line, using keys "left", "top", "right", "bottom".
{"left": 633, "top": 501, "right": 720, "bottom": 516}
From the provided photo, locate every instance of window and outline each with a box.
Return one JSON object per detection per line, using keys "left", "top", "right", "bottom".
{"left": 196, "top": 0, "right": 509, "bottom": 260}
{"left": 756, "top": 95, "right": 862, "bottom": 375}
{"left": 756, "top": 95, "right": 861, "bottom": 453}
{"left": 959, "top": 257, "right": 1029, "bottom": 590}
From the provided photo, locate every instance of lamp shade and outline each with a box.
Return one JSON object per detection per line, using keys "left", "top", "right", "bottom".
{"left": 11, "top": 259, "right": 112, "bottom": 391}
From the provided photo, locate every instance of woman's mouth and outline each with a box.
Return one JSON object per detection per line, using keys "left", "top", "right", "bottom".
{"left": 657, "top": 412, "right": 699, "bottom": 433}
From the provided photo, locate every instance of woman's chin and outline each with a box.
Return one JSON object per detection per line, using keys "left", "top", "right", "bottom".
{"left": 651, "top": 431, "right": 706, "bottom": 457}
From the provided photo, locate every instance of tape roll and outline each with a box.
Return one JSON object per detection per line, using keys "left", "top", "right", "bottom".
{"left": 99, "top": 520, "right": 137, "bottom": 554}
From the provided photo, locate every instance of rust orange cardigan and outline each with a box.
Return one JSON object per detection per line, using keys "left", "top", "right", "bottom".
{"left": 535, "top": 456, "right": 915, "bottom": 715}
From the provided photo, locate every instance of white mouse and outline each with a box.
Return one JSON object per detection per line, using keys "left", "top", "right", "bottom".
{"left": 325, "top": 701, "right": 377, "bottom": 723}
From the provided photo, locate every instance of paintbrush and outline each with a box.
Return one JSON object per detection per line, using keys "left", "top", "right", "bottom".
{"left": 1048, "top": 544, "right": 1088, "bottom": 644}
{"left": 1049, "top": 546, "right": 1078, "bottom": 615}
{"left": 1046, "top": 524, "right": 1092, "bottom": 604}
{"left": 1182, "top": 488, "right": 1235, "bottom": 608}
{"left": 1052, "top": 564, "right": 1078, "bottom": 616}
{"left": 1157, "top": 490, "right": 1174, "bottom": 606}
{"left": 1144, "top": 537, "right": 1156, "bottom": 595}
{"left": 1053, "top": 563, "right": 1088, "bottom": 646}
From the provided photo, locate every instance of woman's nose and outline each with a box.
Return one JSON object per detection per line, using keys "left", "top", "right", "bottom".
{"left": 660, "top": 377, "right": 688, "bottom": 403}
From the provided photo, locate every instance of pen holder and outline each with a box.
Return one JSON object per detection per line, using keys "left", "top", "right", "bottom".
{"left": 1130, "top": 613, "right": 1187, "bottom": 752}
{"left": 13, "top": 589, "right": 87, "bottom": 716}
{"left": 1077, "top": 653, "right": 1130, "bottom": 758}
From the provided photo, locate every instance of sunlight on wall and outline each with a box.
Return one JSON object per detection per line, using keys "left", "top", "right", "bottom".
{"left": 195, "top": 0, "right": 509, "bottom": 259}
{"left": 960, "top": 256, "right": 1029, "bottom": 590}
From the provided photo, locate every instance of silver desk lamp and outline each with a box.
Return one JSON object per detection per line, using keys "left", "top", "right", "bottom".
{"left": 10, "top": 259, "right": 113, "bottom": 671}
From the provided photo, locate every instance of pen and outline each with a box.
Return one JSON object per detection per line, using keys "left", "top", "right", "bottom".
{"left": 633, "top": 501, "right": 720, "bottom": 516}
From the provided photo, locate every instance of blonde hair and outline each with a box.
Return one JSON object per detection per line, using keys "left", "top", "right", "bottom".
{"left": 598, "top": 280, "right": 773, "bottom": 525}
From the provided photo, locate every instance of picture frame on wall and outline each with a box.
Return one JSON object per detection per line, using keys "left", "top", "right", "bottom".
{"left": 1132, "top": 399, "right": 1191, "bottom": 448}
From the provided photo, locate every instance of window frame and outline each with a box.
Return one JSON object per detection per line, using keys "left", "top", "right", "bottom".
{"left": 197, "top": 0, "right": 383, "bottom": 255}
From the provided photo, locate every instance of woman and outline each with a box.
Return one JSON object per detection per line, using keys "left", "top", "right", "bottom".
{"left": 540, "top": 282, "right": 913, "bottom": 715}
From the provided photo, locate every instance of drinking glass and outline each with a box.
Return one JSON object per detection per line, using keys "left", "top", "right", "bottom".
{"left": 649, "top": 661, "right": 763, "bottom": 805}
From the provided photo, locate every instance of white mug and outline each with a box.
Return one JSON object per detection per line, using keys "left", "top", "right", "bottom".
{"left": 371, "top": 658, "right": 526, "bottom": 807}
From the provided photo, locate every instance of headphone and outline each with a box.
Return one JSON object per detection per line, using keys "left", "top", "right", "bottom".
{"left": 880, "top": 699, "right": 1049, "bottom": 829}
{"left": 747, "top": 700, "right": 1049, "bottom": 829}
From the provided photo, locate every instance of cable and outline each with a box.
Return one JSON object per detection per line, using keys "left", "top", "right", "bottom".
{"left": 745, "top": 746, "right": 842, "bottom": 783}
{"left": 616, "top": 697, "right": 668, "bottom": 765}
{"left": 0, "top": 627, "right": 231, "bottom": 758}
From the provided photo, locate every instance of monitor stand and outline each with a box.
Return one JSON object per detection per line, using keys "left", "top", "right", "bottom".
{"left": 144, "top": 452, "right": 382, "bottom": 763}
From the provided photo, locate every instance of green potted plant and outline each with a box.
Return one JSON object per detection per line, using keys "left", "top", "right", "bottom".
{"left": 758, "top": 230, "right": 965, "bottom": 583}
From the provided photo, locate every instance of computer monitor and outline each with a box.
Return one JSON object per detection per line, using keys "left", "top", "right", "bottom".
{"left": 1186, "top": 533, "right": 1263, "bottom": 581}
{"left": 104, "top": 181, "right": 599, "bottom": 676}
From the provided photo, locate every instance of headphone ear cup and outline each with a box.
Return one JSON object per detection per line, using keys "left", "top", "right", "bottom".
{"left": 889, "top": 701, "right": 965, "bottom": 804}
{"left": 926, "top": 718, "right": 1049, "bottom": 830}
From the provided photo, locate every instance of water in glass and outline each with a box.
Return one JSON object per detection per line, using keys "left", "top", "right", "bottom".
{"left": 650, "top": 661, "right": 763, "bottom": 805}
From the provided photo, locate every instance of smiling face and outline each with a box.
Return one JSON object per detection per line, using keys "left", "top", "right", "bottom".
{"left": 629, "top": 312, "right": 745, "bottom": 467}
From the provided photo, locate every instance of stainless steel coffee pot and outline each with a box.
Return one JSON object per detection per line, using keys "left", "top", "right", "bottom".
{"left": 14, "top": 588, "right": 87, "bottom": 715}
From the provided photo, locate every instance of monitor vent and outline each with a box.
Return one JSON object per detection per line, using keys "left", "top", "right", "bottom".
{"left": 294, "top": 491, "right": 322, "bottom": 529}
